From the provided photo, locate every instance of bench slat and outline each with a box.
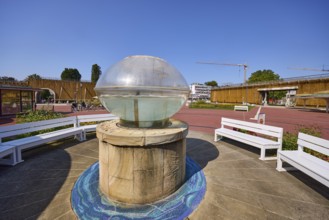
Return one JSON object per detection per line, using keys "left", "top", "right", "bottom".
{"left": 216, "top": 128, "right": 279, "bottom": 147}
{"left": 299, "top": 132, "right": 329, "bottom": 148}
{"left": 298, "top": 139, "right": 329, "bottom": 156}
{"left": 279, "top": 150, "right": 329, "bottom": 187}
{"left": 298, "top": 133, "right": 329, "bottom": 150}
{"left": 222, "top": 118, "right": 282, "bottom": 132}
{"left": 222, "top": 118, "right": 283, "bottom": 138}
{"left": 222, "top": 121, "right": 282, "bottom": 139}
{"left": 77, "top": 113, "right": 117, "bottom": 121}
{"left": 280, "top": 151, "right": 329, "bottom": 171}
{"left": 14, "top": 127, "right": 83, "bottom": 163}
{"left": 0, "top": 117, "right": 76, "bottom": 140}
{"left": 6, "top": 127, "right": 82, "bottom": 146}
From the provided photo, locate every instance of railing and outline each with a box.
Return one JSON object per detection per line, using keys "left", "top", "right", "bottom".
{"left": 216, "top": 73, "right": 329, "bottom": 88}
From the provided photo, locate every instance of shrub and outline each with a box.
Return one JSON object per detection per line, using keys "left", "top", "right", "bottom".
{"left": 88, "top": 98, "right": 102, "bottom": 107}
{"left": 282, "top": 124, "right": 321, "bottom": 151}
{"left": 17, "top": 110, "right": 63, "bottom": 123}
{"left": 13, "top": 110, "right": 65, "bottom": 139}
{"left": 282, "top": 132, "right": 298, "bottom": 151}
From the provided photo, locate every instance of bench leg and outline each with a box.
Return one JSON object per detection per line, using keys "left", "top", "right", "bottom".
{"left": 214, "top": 133, "right": 222, "bottom": 142}
{"left": 259, "top": 148, "right": 266, "bottom": 160}
{"left": 276, "top": 154, "right": 297, "bottom": 171}
{"left": 276, "top": 153, "right": 283, "bottom": 171}
{"left": 16, "top": 148, "right": 24, "bottom": 164}
{"left": 75, "top": 133, "right": 84, "bottom": 142}
{"left": 259, "top": 148, "right": 277, "bottom": 161}
{"left": 0, "top": 152, "right": 17, "bottom": 166}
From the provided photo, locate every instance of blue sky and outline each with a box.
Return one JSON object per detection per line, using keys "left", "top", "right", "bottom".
{"left": 1, "top": 0, "right": 328, "bottom": 85}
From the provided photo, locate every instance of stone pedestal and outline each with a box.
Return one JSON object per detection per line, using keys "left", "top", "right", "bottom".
{"left": 96, "top": 119, "right": 188, "bottom": 204}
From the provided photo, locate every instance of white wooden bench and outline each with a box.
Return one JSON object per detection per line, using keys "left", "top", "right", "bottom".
{"left": 0, "top": 116, "right": 83, "bottom": 164}
{"left": 214, "top": 117, "right": 283, "bottom": 160}
{"left": 76, "top": 114, "right": 119, "bottom": 140}
{"left": 234, "top": 105, "right": 248, "bottom": 111}
{"left": 276, "top": 132, "right": 329, "bottom": 187}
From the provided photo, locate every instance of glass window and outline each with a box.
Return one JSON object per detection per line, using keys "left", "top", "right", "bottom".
{"left": 1, "top": 90, "right": 33, "bottom": 115}
{"left": 21, "top": 91, "right": 33, "bottom": 112}
{"left": 1, "top": 90, "right": 21, "bottom": 115}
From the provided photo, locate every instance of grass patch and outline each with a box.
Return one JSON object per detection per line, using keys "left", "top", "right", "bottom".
{"left": 189, "top": 101, "right": 253, "bottom": 111}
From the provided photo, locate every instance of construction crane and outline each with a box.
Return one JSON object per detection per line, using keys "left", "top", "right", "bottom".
{"left": 196, "top": 61, "right": 249, "bottom": 83}
{"left": 288, "top": 67, "right": 329, "bottom": 72}
{"left": 197, "top": 61, "right": 249, "bottom": 104}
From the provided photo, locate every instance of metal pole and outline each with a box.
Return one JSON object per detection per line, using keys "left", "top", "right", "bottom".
{"left": 244, "top": 65, "right": 247, "bottom": 83}
{"left": 80, "top": 83, "right": 82, "bottom": 102}
{"left": 244, "top": 65, "right": 248, "bottom": 104}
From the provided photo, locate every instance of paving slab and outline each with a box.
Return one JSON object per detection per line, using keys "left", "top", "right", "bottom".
{"left": 187, "top": 130, "right": 329, "bottom": 220}
{"left": 0, "top": 130, "right": 328, "bottom": 219}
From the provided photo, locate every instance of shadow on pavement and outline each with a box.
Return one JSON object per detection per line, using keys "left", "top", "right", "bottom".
{"left": 186, "top": 138, "right": 219, "bottom": 169}
{"left": 284, "top": 165, "right": 329, "bottom": 200}
{"left": 0, "top": 138, "right": 77, "bottom": 219}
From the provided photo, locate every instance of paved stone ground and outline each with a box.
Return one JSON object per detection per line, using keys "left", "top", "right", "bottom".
{"left": 0, "top": 130, "right": 328, "bottom": 219}
{"left": 187, "top": 131, "right": 329, "bottom": 220}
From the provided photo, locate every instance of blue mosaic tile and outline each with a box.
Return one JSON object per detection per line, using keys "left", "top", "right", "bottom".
{"left": 71, "top": 156, "right": 206, "bottom": 220}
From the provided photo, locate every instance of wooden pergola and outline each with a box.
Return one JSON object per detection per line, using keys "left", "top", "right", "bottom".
{"left": 296, "top": 90, "right": 329, "bottom": 113}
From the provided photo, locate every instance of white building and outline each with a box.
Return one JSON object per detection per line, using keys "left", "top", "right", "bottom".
{"left": 190, "top": 83, "right": 212, "bottom": 100}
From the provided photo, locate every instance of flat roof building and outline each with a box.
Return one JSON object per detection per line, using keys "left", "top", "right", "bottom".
{"left": 0, "top": 84, "right": 38, "bottom": 116}
{"left": 190, "top": 83, "right": 212, "bottom": 99}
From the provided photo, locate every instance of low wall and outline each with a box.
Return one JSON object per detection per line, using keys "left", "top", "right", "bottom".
{"left": 36, "top": 104, "right": 72, "bottom": 113}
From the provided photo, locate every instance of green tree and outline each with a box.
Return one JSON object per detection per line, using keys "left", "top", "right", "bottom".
{"left": 268, "top": 90, "right": 287, "bottom": 103}
{"left": 0, "top": 76, "right": 17, "bottom": 81}
{"left": 40, "top": 89, "right": 51, "bottom": 101}
{"left": 61, "top": 68, "right": 81, "bottom": 81}
{"left": 248, "top": 70, "right": 285, "bottom": 104}
{"left": 91, "top": 64, "right": 102, "bottom": 83}
{"left": 247, "top": 69, "right": 280, "bottom": 83}
{"left": 25, "top": 73, "right": 42, "bottom": 81}
{"left": 204, "top": 80, "right": 218, "bottom": 87}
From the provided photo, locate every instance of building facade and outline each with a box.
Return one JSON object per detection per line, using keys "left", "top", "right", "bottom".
{"left": 211, "top": 75, "right": 329, "bottom": 107}
{"left": 190, "top": 83, "right": 212, "bottom": 100}
{"left": 0, "top": 83, "right": 38, "bottom": 116}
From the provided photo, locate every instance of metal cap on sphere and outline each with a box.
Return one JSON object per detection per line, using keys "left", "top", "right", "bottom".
{"left": 94, "top": 55, "right": 190, "bottom": 128}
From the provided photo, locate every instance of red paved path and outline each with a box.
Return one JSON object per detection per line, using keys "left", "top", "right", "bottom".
{"left": 173, "top": 106, "right": 329, "bottom": 139}
{"left": 1, "top": 106, "right": 328, "bottom": 139}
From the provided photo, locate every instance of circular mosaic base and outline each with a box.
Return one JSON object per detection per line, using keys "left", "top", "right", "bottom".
{"left": 71, "top": 156, "right": 206, "bottom": 220}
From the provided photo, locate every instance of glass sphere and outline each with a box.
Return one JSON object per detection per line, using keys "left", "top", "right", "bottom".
{"left": 94, "top": 55, "right": 190, "bottom": 128}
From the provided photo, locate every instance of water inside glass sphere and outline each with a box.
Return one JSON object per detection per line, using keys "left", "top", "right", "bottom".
{"left": 100, "top": 95, "right": 186, "bottom": 128}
